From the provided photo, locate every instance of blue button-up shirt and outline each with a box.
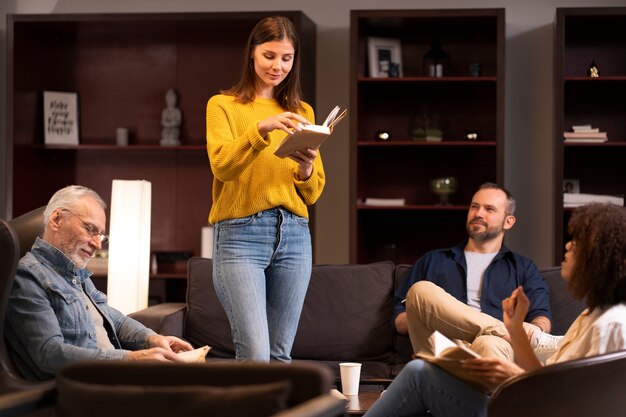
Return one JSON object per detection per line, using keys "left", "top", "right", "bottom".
{"left": 392, "top": 243, "right": 551, "bottom": 330}
{"left": 5, "top": 237, "right": 156, "bottom": 381}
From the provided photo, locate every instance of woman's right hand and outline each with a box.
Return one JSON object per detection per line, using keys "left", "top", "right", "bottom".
{"left": 257, "top": 112, "right": 310, "bottom": 138}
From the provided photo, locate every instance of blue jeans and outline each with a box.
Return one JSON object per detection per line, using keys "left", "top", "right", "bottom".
{"left": 364, "top": 360, "right": 489, "bottom": 417}
{"left": 212, "top": 207, "right": 312, "bottom": 362}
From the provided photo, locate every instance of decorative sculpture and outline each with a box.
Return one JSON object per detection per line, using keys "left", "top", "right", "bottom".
{"left": 160, "top": 89, "right": 182, "bottom": 146}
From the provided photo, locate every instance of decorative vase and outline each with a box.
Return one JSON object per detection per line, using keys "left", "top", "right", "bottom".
{"left": 430, "top": 177, "right": 458, "bottom": 205}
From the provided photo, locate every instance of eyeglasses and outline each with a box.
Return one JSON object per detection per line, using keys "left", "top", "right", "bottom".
{"left": 61, "top": 209, "right": 108, "bottom": 244}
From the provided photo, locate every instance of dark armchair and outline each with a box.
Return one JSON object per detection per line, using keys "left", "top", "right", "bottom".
{"left": 489, "top": 349, "right": 626, "bottom": 417}
{"left": 0, "top": 207, "right": 46, "bottom": 389}
{"left": 56, "top": 361, "right": 344, "bottom": 417}
{"left": 0, "top": 212, "right": 55, "bottom": 416}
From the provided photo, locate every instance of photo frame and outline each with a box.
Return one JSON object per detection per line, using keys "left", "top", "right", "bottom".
{"left": 43, "top": 91, "right": 79, "bottom": 145}
{"left": 367, "top": 37, "right": 403, "bottom": 78}
{"left": 563, "top": 179, "right": 580, "bottom": 194}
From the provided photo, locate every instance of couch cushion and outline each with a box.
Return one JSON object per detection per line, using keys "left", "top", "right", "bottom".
{"left": 185, "top": 257, "right": 234, "bottom": 357}
{"left": 292, "top": 261, "right": 396, "bottom": 362}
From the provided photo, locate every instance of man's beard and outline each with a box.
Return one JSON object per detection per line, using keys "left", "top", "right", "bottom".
{"left": 466, "top": 218, "right": 505, "bottom": 243}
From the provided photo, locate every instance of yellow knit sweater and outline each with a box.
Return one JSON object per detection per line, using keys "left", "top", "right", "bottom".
{"left": 206, "top": 94, "right": 325, "bottom": 224}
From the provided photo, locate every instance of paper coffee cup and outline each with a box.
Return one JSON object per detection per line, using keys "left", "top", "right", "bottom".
{"left": 339, "top": 362, "right": 362, "bottom": 396}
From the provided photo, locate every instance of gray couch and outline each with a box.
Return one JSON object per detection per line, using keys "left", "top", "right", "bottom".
{"left": 131, "top": 257, "right": 586, "bottom": 382}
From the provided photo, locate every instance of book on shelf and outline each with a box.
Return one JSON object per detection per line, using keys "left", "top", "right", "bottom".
{"left": 563, "top": 138, "right": 608, "bottom": 144}
{"left": 274, "top": 105, "right": 347, "bottom": 158}
{"left": 363, "top": 197, "right": 406, "bottom": 207}
{"left": 563, "top": 193, "right": 624, "bottom": 208}
{"left": 563, "top": 130, "right": 607, "bottom": 143}
{"left": 414, "top": 331, "right": 493, "bottom": 393}
{"left": 571, "top": 124, "right": 600, "bottom": 133}
{"left": 563, "top": 131, "right": 607, "bottom": 139}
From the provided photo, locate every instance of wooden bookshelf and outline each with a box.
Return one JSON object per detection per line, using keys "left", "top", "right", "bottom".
{"left": 349, "top": 9, "right": 505, "bottom": 264}
{"left": 6, "top": 12, "right": 316, "bottom": 301}
{"left": 554, "top": 7, "right": 626, "bottom": 263}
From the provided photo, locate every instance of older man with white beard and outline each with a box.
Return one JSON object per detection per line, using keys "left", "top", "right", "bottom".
{"left": 5, "top": 185, "right": 192, "bottom": 381}
{"left": 393, "top": 183, "right": 551, "bottom": 360}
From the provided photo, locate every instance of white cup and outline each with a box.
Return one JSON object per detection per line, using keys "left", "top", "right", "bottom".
{"left": 116, "top": 127, "right": 129, "bottom": 146}
{"left": 339, "top": 362, "right": 362, "bottom": 396}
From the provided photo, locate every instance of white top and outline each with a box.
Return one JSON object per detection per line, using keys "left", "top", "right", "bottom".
{"left": 547, "top": 303, "right": 626, "bottom": 365}
{"left": 464, "top": 251, "right": 498, "bottom": 311}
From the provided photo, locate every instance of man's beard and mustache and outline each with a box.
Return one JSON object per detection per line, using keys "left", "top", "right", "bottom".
{"left": 466, "top": 217, "right": 506, "bottom": 243}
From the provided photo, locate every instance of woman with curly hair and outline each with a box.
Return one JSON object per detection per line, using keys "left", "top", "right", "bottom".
{"left": 364, "top": 202, "right": 626, "bottom": 417}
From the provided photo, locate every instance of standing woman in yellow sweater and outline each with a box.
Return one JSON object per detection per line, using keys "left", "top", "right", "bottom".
{"left": 205, "top": 16, "right": 325, "bottom": 362}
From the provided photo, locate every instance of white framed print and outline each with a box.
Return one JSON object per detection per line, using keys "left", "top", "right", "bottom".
{"left": 43, "top": 91, "right": 79, "bottom": 145}
{"left": 563, "top": 179, "right": 580, "bottom": 194}
{"left": 367, "top": 37, "right": 403, "bottom": 78}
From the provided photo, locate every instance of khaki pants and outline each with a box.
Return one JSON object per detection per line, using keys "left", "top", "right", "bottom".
{"left": 406, "top": 281, "right": 514, "bottom": 360}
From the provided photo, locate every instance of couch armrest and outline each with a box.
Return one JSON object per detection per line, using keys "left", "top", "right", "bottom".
{"left": 129, "top": 303, "right": 186, "bottom": 338}
{"left": 272, "top": 395, "right": 345, "bottom": 417}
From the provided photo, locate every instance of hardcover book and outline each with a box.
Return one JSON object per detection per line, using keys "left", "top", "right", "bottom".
{"left": 274, "top": 105, "right": 347, "bottom": 158}
{"left": 414, "top": 331, "right": 494, "bottom": 393}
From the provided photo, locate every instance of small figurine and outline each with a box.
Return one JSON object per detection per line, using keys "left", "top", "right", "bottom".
{"left": 587, "top": 60, "right": 599, "bottom": 78}
{"left": 160, "top": 88, "right": 182, "bottom": 146}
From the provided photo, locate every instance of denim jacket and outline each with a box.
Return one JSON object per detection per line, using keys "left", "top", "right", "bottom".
{"left": 5, "top": 237, "right": 156, "bottom": 381}
{"left": 392, "top": 242, "right": 551, "bottom": 329}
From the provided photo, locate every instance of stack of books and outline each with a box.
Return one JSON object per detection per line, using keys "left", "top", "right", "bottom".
{"left": 563, "top": 125, "right": 607, "bottom": 143}
{"left": 363, "top": 197, "right": 406, "bottom": 207}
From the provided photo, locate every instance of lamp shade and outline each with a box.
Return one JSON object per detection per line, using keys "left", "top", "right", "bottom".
{"left": 107, "top": 180, "right": 151, "bottom": 315}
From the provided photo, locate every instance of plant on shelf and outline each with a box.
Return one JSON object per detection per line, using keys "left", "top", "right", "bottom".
{"left": 411, "top": 103, "right": 443, "bottom": 142}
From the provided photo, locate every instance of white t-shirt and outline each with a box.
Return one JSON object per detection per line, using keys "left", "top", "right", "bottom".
{"left": 547, "top": 303, "right": 626, "bottom": 365}
{"left": 464, "top": 251, "right": 498, "bottom": 311}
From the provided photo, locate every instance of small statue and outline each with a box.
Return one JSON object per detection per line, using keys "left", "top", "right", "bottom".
{"left": 587, "top": 60, "right": 599, "bottom": 78}
{"left": 160, "top": 89, "right": 182, "bottom": 146}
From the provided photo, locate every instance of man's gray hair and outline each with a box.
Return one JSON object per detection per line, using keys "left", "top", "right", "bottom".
{"left": 43, "top": 185, "right": 107, "bottom": 226}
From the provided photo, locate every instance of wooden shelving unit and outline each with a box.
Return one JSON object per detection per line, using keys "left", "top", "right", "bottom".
{"left": 554, "top": 7, "right": 626, "bottom": 263}
{"left": 349, "top": 9, "right": 505, "bottom": 264}
{"left": 6, "top": 12, "right": 316, "bottom": 301}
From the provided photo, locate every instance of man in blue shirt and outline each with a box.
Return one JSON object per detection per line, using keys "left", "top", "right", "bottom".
{"left": 5, "top": 185, "right": 193, "bottom": 381}
{"left": 394, "top": 183, "right": 551, "bottom": 360}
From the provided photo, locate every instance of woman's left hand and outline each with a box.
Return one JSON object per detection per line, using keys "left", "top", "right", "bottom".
{"left": 289, "top": 147, "right": 318, "bottom": 180}
{"left": 462, "top": 357, "right": 525, "bottom": 387}
{"left": 502, "top": 286, "right": 530, "bottom": 333}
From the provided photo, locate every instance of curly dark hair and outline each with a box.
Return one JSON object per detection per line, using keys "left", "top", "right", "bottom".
{"left": 567, "top": 203, "right": 626, "bottom": 310}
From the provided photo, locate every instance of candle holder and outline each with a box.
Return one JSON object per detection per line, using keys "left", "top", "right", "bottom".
{"left": 423, "top": 41, "right": 449, "bottom": 77}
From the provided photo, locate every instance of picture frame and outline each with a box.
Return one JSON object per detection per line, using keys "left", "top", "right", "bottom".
{"left": 563, "top": 179, "right": 580, "bottom": 194}
{"left": 367, "top": 37, "right": 403, "bottom": 78}
{"left": 43, "top": 91, "right": 79, "bottom": 145}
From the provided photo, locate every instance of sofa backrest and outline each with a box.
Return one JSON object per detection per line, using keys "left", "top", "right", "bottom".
{"left": 185, "top": 257, "right": 398, "bottom": 363}
{"left": 291, "top": 261, "right": 396, "bottom": 362}
{"left": 539, "top": 266, "right": 586, "bottom": 335}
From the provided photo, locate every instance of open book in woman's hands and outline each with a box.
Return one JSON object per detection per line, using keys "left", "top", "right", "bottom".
{"left": 274, "top": 105, "right": 347, "bottom": 158}
{"left": 414, "top": 331, "right": 494, "bottom": 393}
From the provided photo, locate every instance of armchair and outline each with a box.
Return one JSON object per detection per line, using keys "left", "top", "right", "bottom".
{"left": 489, "top": 349, "right": 626, "bottom": 417}
{"left": 0, "top": 217, "right": 55, "bottom": 416}
{"left": 55, "top": 361, "right": 345, "bottom": 417}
